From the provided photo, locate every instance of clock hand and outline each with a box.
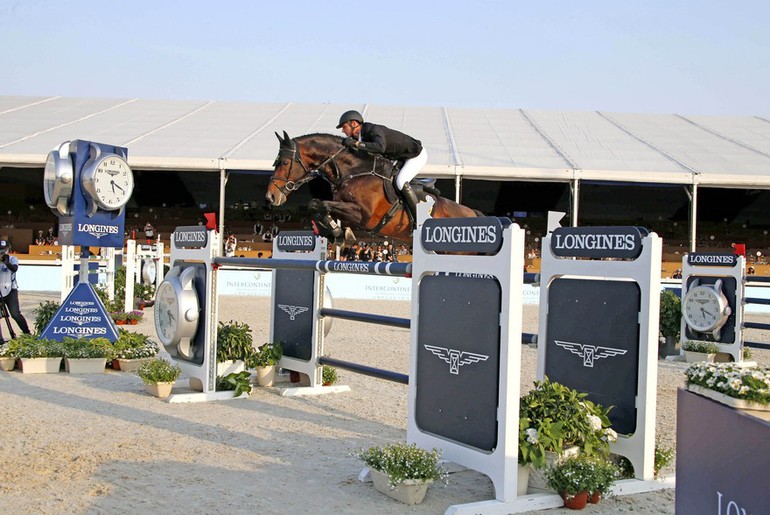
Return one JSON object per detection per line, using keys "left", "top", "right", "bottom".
{"left": 701, "top": 307, "right": 715, "bottom": 318}
{"left": 111, "top": 181, "right": 116, "bottom": 193}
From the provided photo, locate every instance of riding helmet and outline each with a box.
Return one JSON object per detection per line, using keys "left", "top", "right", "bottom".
{"left": 0, "top": 240, "right": 8, "bottom": 254}
{"left": 336, "top": 110, "right": 364, "bottom": 128}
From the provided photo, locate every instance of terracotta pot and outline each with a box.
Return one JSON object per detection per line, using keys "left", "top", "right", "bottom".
{"left": 115, "top": 320, "right": 126, "bottom": 325}
{"left": 129, "top": 319, "right": 139, "bottom": 325}
{"left": 112, "top": 359, "right": 121, "bottom": 370}
{"left": 588, "top": 491, "right": 601, "bottom": 504}
{"left": 562, "top": 491, "right": 589, "bottom": 510}
{"left": 289, "top": 370, "right": 300, "bottom": 383}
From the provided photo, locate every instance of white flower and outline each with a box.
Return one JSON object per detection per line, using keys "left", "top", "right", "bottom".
{"left": 588, "top": 414, "right": 603, "bottom": 431}
{"left": 525, "top": 428, "right": 539, "bottom": 445}
{"left": 605, "top": 428, "right": 618, "bottom": 442}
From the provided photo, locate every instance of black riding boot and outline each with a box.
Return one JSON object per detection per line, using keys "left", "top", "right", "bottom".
{"left": 400, "top": 183, "right": 419, "bottom": 225}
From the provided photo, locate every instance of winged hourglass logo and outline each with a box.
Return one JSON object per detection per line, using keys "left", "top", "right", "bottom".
{"left": 554, "top": 340, "right": 627, "bottom": 367}
{"left": 423, "top": 345, "right": 489, "bottom": 375}
{"left": 278, "top": 304, "right": 309, "bottom": 321}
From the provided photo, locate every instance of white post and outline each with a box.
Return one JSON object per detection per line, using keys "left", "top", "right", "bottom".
{"left": 124, "top": 239, "right": 136, "bottom": 313}
{"left": 61, "top": 245, "right": 76, "bottom": 302}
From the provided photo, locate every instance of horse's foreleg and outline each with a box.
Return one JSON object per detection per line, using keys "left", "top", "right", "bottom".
{"left": 309, "top": 199, "right": 366, "bottom": 244}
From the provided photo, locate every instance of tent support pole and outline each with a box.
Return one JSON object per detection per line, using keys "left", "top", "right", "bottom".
{"left": 570, "top": 178, "right": 580, "bottom": 227}
{"left": 687, "top": 183, "right": 698, "bottom": 253}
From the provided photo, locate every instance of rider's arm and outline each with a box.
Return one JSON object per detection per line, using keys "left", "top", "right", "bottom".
{"left": 2, "top": 255, "right": 18, "bottom": 272}
{"left": 357, "top": 125, "right": 387, "bottom": 154}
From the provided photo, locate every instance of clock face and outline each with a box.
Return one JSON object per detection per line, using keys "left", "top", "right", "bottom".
{"left": 92, "top": 155, "right": 134, "bottom": 210}
{"left": 44, "top": 152, "right": 57, "bottom": 207}
{"left": 683, "top": 286, "right": 724, "bottom": 332}
{"left": 154, "top": 280, "right": 179, "bottom": 345}
{"left": 143, "top": 259, "right": 157, "bottom": 285}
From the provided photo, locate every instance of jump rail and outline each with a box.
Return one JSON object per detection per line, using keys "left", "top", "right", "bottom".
{"left": 214, "top": 257, "right": 412, "bottom": 276}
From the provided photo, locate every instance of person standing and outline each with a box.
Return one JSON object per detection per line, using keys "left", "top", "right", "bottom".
{"left": 337, "top": 110, "right": 427, "bottom": 223}
{"left": 0, "top": 240, "right": 31, "bottom": 340}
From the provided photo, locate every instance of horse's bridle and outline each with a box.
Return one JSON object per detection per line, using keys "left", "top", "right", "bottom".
{"left": 270, "top": 139, "right": 345, "bottom": 196}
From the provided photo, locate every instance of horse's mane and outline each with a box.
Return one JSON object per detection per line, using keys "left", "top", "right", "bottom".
{"left": 294, "top": 132, "right": 380, "bottom": 168}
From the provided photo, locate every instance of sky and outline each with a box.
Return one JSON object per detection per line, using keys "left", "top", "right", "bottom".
{"left": 1, "top": 0, "right": 769, "bottom": 116}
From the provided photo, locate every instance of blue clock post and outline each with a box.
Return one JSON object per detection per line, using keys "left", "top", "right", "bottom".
{"left": 41, "top": 140, "right": 134, "bottom": 342}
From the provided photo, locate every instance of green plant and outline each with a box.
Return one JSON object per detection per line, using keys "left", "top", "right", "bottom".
{"left": 654, "top": 442, "right": 675, "bottom": 478}
{"left": 216, "top": 320, "right": 255, "bottom": 363}
{"left": 136, "top": 358, "right": 181, "bottom": 384}
{"left": 685, "top": 361, "right": 770, "bottom": 404}
{"left": 355, "top": 442, "right": 448, "bottom": 487}
{"left": 33, "top": 300, "right": 60, "bottom": 334}
{"left": 322, "top": 365, "right": 338, "bottom": 385}
{"left": 247, "top": 342, "right": 282, "bottom": 367}
{"left": 216, "top": 371, "right": 253, "bottom": 397}
{"left": 519, "top": 377, "right": 616, "bottom": 468}
{"left": 0, "top": 343, "right": 12, "bottom": 358}
{"left": 110, "top": 312, "right": 129, "bottom": 323}
{"left": 126, "top": 311, "right": 143, "bottom": 323}
{"left": 134, "top": 282, "right": 156, "bottom": 302}
{"left": 682, "top": 340, "right": 720, "bottom": 353}
{"left": 114, "top": 329, "right": 159, "bottom": 359}
{"left": 545, "top": 455, "right": 619, "bottom": 497}
{"left": 8, "top": 334, "right": 64, "bottom": 358}
{"left": 62, "top": 337, "right": 113, "bottom": 359}
{"left": 659, "top": 289, "right": 682, "bottom": 339}
{"left": 94, "top": 285, "right": 121, "bottom": 313}
{"left": 743, "top": 346, "right": 752, "bottom": 359}
{"left": 114, "top": 265, "right": 127, "bottom": 302}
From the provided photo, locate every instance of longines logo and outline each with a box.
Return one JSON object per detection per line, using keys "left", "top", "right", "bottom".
{"left": 423, "top": 345, "right": 489, "bottom": 375}
{"left": 77, "top": 222, "right": 119, "bottom": 239}
{"left": 278, "top": 304, "right": 309, "bottom": 320}
{"left": 554, "top": 340, "right": 627, "bottom": 367}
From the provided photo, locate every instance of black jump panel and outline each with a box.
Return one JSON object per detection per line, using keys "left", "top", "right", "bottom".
{"left": 544, "top": 278, "right": 640, "bottom": 435}
{"left": 273, "top": 269, "right": 316, "bottom": 361}
{"left": 415, "top": 274, "right": 501, "bottom": 452}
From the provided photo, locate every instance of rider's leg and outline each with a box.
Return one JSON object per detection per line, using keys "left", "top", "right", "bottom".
{"left": 395, "top": 148, "right": 428, "bottom": 223}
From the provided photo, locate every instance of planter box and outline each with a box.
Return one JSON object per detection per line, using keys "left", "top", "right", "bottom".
{"left": 145, "top": 382, "right": 174, "bottom": 398}
{"left": 116, "top": 357, "right": 152, "bottom": 373}
{"left": 0, "top": 357, "right": 15, "bottom": 371}
{"left": 684, "top": 350, "right": 716, "bottom": 363}
{"left": 217, "top": 360, "right": 246, "bottom": 377}
{"left": 65, "top": 357, "right": 107, "bottom": 374}
{"left": 370, "top": 468, "right": 432, "bottom": 505}
{"left": 20, "top": 357, "right": 62, "bottom": 374}
{"left": 686, "top": 384, "right": 770, "bottom": 412}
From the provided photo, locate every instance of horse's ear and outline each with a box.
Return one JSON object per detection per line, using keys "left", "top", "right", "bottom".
{"left": 283, "top": 130, "right": 290, "bottom": 141}
{"left": 275, "top": 131, "right": 282, "bottom": 142}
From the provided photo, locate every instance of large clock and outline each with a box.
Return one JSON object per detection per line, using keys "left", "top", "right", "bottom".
{"left": 80, "top": 144, "right": 134, "bottom": 216}
{"left": 683, "top": 278, "right": 732, "bottom": 340}
{"left": 154, "top": 266, "right": 200, "bottom": 359}
{"left": 43, "top": 141, "right": 74, "bottom": 217}
{"left": 141, "top": 258, "right": 157, "bottom": 285}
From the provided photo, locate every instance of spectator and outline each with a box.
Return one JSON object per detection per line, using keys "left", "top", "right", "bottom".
{"left": 0, "top": 240, "right": 32, "bottom": 340}
{"left": 144, "top": 222, "right": 155, "bottom": 244}
{"left": 35, "top": 230, "right": 45, "bottom": 246}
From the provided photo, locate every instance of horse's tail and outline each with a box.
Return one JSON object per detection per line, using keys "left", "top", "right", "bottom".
{"left": 473, "top": 209, "right": 484, "bottom": 217}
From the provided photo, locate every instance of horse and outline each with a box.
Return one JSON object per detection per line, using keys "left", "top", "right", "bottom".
{"left": 265, "top": 131, "right": 480, "bottom": 243}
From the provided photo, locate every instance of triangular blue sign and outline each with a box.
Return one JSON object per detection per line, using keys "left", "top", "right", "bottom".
{"left": 40, "top": 282, "right": 119, "bottom": 342}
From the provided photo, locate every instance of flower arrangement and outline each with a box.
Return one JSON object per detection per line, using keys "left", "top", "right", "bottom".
{"left": 113, "top": 329, "right": 159, "bottom": 359}
{"left": 682, "top": 340, "right": 720, "bottom": 354}
{"left": 0, "top": 343, "right": 11, "bottom": 357}
{"left": 519, "top": 377, "right": 616, "bottom": 468}
{"left": 685, "top": 362, "right": 770, "bottom": 404}
{"left": 126, "top": 311, "right": 144, "bottom": 324}
{"left": 322, "top": 365, "right": 338, "bottom": 386}
{"left": 61, "top": 337, "right": 113, "bottom": 359}
{"left": 355, "top": 442, "right": 448, "bottom": 488}
{"left": 136, "top": 358, "right": 181, "bottom": 384}
{"left": 247, "top": 342, "right": 283, "bottom": 368}
{"left": 7, "top": 334, "right": 64, "bottom": 358}
{"left": 545, "top": 455, "right": 620, "bottom": 499}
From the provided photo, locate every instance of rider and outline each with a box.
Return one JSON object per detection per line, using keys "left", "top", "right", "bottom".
{"left": 337, "top": 110, "right": 427, "bottom": 223}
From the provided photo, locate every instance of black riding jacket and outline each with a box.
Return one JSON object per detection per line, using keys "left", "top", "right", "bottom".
{"left": 357, "top": 122, "right": 422, "bottom": 161}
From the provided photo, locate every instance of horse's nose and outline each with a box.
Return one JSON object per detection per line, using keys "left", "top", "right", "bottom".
{"left": 265, "top": 191, "right": 274, "bottom": 204}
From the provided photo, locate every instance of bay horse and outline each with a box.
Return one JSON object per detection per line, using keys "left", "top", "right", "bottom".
{"left": 265, "top": 131, "right": 480, "bottom": 243}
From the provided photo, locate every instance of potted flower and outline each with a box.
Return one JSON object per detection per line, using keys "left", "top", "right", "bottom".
{"left": 355, "top": 442, "right": 447, "bottom": 505}
{"left": 0, "top": 342, "right": 15, "bottom": 371}
{"left": 8, "top": 334, "right": 64, "bottom": 374}
{"left": 246, "top": 342, "right": 282, "bottom": 386}
{"left": 685, "top": 361, "right": 770, "bottom": 410}
{"left": 659, "top": 289, "right": 682, "bottom": 358}
{"left": 682, "top": 340, "right": 719, "bottom": 363}
{"left": 134, "top": 283, "right": 156, "bottom": 309}
{"left": 136, "top": 357, "right": 181, "bottom": 398}
{"left": 216, "top": 320, "right": 255, "bottom": 376}
{"left": 62, "top": 337, "right": 112, "bottom": 373}
{"left": 125, "top": 311, "right": 143, "bottom": 325}
{"left": 519, "top": 377, "right": 616, "bottom": 490}
{"left": 111, "top": 312, "right": 129, "bottom": 325}
{"left": 322, "top": 364, "right": 338, "bottom": 386}
{"left": 112, "top": 329, "right": 159, "bottom": 372}
{"left": 33, "top": 300, "right": 60, "bottom": 334}
{"left": 545, "top": 455, "right": 619, "bottom": 510}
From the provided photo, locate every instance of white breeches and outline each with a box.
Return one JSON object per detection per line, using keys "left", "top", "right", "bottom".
{"left": 395, "top": 147, "right": 428, "bottom": 189}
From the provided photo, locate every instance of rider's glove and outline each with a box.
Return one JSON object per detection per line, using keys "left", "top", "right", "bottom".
{"left": 342, "top": 137, "right": 357, "bottom": 148}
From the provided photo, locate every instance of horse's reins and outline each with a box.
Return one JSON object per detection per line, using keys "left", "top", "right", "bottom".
{"left": 270, "top": 139, "right": 346, "bottom": 196}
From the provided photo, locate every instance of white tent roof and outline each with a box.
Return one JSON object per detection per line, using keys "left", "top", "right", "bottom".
{"left": 2, "top": 95, "right": 770, "bottom": 187}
